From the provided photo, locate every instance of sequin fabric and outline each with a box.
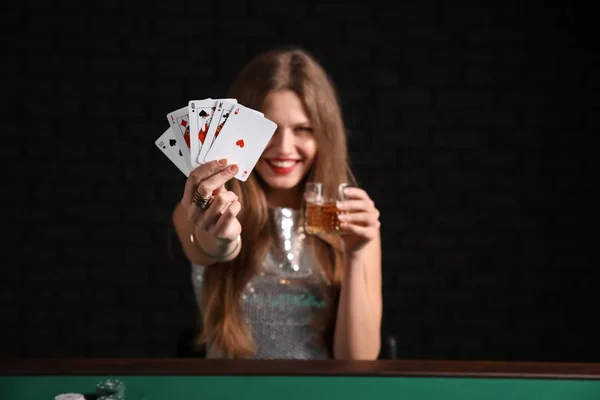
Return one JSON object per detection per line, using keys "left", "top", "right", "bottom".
{"left": 191, "top": 207, "right": 333, "bottom": 359}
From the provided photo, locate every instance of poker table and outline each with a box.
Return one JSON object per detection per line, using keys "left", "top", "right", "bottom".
{"left": 1, "top": 358, "right": 600, "bottom": 399}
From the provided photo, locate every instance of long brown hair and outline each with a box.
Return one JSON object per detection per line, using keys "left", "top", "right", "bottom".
{"left": 198, "top": 47, "right": 356, "bottom": 358}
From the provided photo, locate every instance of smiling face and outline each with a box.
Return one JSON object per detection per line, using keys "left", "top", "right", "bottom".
{"left": 255, "top": 90, "right": 318, "bottom": 201}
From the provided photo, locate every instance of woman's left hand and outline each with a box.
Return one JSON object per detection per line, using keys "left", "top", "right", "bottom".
{"left": 336, "top": 186, "right": 381, "bottom": 257}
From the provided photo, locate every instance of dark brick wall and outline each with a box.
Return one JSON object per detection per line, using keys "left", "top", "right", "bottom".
{"left": 3, "top": 0, "right": 599, "bottom": 360}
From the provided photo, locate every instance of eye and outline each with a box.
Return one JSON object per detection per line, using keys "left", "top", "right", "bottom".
{"left": 295, "top": 126, "right": 314, "bottom": 134}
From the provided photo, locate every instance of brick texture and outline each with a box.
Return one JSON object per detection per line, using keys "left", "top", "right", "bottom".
{"left": 3, "top": 0, "right": 599, "bottom": 361}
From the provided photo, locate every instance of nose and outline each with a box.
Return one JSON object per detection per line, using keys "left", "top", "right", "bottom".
{"left": 269, "top": 128, "right": 295, "bottom": 152}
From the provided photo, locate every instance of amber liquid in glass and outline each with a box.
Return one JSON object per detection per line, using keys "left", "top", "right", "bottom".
{"left": 305, "top": 200, "right": 341, "bottom": 234}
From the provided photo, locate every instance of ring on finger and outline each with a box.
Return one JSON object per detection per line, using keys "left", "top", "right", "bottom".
{"left": 193, "top": 189, "right": 212, "bottom": 209}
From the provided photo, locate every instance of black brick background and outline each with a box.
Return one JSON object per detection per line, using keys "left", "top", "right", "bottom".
{"left": 2, "top": 0, "right": 599, "bottom": 361}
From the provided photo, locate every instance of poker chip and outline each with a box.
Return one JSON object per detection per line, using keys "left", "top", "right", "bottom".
{"left": 96, "top": 378, "right": 125, "bottom": 399}
{"left": 55, "top": 394, "right": 85, "bottom": 400}
{"left": 96, "top": 394, "right": 124, "bottom": 400}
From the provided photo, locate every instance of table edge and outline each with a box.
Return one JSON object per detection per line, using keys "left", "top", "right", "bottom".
{"left": 1, "top": 359, "right": 600, "bottom": 379}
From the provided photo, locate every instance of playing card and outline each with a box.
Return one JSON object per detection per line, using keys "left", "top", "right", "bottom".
{"left": 204, "top": 104, "right": 277, "bottom": 181}
{"left": 188, "top": 98, "right": 216, "bottom": 169}
{"left": 197, "top": 99, "right": 237, "bottom": 164}
{"left": 189, "top": 98, "right": 237, "bottom": 168}
{"left": 166, "top": 104, "right": 203, "bottom": 171}
{"left": 155, "top": 127, "right": 191, "bottom": 177}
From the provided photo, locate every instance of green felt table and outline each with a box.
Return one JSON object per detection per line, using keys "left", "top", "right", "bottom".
{"left": 1, "top": 359, "right": 599, "bottom": 400}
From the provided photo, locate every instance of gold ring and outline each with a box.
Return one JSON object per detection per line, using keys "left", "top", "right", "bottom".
{"left": 193, "top": 190, "right": 212, "bottom": 209}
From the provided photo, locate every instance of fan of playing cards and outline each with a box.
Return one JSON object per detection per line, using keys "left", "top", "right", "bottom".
{"left": 155, "top": 98, "right": 277, "bottom": 182}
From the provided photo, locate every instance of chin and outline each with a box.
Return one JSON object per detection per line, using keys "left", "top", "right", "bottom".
{"left": 258, "top": 172, "right": 303, "bottom": 190}
{"left": 265, "top": 178, "right": 302, "bottom": 190}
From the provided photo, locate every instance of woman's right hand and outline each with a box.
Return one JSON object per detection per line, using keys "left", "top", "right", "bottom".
{"left": 181, "top": 158, "right": 241, "bottom": 242}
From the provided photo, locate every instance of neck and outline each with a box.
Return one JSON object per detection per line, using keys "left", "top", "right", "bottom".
{"left": 266, "top": 185, "right": 303, "bottom": 209}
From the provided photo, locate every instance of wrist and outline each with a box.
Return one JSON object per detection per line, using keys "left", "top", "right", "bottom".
{"left": 190, "top": 224, "right": 241, "bottom": 261}
{"left": 344, "top": 250, "right": 365, "bottom": 269}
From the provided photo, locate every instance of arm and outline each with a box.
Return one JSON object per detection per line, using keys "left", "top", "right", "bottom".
{"left": 172, "top": 202, "right": 242, "bottom": 266}
{"left": 172, "top": 159, "right": 243, "bottom": 266}
{"left": 333, "top": 232, "right": 383, "bottom": 360}
{"left": 331, "top": 186, "right": 383, "bottom": 360}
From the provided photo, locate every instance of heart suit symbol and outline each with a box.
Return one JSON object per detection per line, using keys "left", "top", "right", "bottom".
{"left": 236, "top": 139, "right": 245, "bottom": 148}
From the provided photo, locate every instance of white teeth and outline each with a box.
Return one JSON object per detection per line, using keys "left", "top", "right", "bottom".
{"left": 269, "top": 160, "right": 296, "bottom": 168}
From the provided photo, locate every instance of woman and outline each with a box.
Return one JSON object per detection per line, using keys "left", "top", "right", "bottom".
{"left": 172, "top": 47, "right": 382, "bottom": 360}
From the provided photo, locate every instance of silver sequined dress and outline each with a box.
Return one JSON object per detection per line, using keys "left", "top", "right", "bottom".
{"left": 191, "top": 207, "right": 334, "bottom": 359}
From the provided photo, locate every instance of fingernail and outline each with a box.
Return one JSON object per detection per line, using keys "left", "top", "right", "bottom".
{"left": 336, "top": 201, "right": 344, "bottom": 209}
{"left": 229, "top": 165, "right": 238, "bottom": 173}
{"left": 217, "top": 158, "right": 227, "bottom": 166}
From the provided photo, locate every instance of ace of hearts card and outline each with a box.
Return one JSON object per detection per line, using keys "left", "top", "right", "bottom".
{"left": 203, "top": 104, "right": 277, "bottom": 181}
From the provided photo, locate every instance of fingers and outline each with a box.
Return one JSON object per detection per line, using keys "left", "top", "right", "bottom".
{"left": 338, "top": 210, "right": 380, "bottom": 227}
{"left": 211, "top": 185, "right": 226, "bottom": 196}
{"left": 339, "top": 221, "right": 379, "bottom": 238}
{"left": 339, "top": 186, "right": 369, "bottom": 200}
{"left": 337, "top": 199, "right": 376, "bottom": 213}
{"left": 336, "top": 186, "right": 380, "bottom": 230}
{"left": 190, "top": 190, "right": 239, "bottom": 228}
{"left": 211, "top": 200, "right": 242, "bottom": 236}
{"left": 207, "top": 190, "right": 239, "bottom": 216}
{"left": 182, "top": 159, "right": 228, "bottom": 206}
{"left": 197, "top": 164, "right": 238, "bottom": 197}
{"left": 181, "top": 159, "right": 238, "bottom": 208}
{"left": 337, "top": 187, "right": 375, "bottom": 211}
{"left": 191, "top": 158, "right": 230, "bottom": 181}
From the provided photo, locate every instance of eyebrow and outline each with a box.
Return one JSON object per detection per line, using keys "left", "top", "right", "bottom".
{"left": 291, "top": 121, "right": 312, "bottom": 127}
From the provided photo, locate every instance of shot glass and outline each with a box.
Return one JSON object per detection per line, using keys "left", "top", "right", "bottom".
{"left": 304, "top": 182, "right": 348, "bottom": 235}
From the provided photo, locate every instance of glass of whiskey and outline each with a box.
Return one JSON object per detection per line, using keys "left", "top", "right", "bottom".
{"left": 304, "top": 182, "right": 348, "bottom": 235}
